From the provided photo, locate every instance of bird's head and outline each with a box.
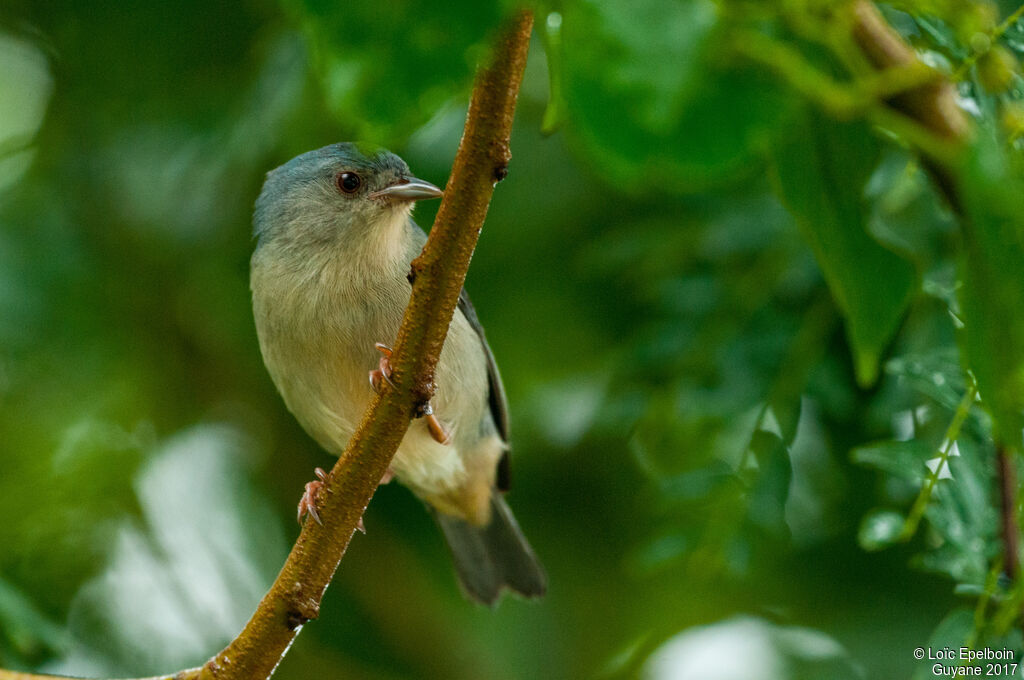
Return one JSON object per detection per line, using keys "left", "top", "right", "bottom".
{"left": 253, "top": 143, "right": 442, "bottom": 251}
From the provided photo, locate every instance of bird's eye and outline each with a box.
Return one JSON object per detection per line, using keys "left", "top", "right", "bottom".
{"left": 336, "top": 172, "right": 361, "bottom": 194}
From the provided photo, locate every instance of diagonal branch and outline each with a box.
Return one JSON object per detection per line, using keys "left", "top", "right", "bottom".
{"left": 190, "top": 11, "right": 534, "bottom": 680}
{"left": 0, "top": 9, "right": 534, "bottom": 680}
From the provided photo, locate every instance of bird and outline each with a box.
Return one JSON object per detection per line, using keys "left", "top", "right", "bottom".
{"left": 250, "top": 142, "right": 546, "bottom": 605}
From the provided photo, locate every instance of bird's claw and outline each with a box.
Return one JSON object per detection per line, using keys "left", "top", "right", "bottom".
{"left": 426, "top": 413, "right": 451, "bottom": 445}
{"left": 368, "top": 343, "right": 396, "bottom": 392}
{"left": 297, "top": 467, "right": 328, "bottom": 525}
{"left": 368, "top": 342, "right": 449, "bottom": 445}
{"left": 297, "top": 466, "right": 387, "bottom": 529}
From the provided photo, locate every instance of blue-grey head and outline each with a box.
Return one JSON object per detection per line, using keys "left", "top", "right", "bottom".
{"left": 253, "top": 143, "right": 443, "bottom": 252}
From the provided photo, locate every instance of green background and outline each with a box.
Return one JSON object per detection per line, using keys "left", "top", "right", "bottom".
{"left": 2, "top": 1, "right": 1024, "bottom": 678}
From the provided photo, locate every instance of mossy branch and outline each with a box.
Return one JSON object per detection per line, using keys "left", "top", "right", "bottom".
{"left": 0, "top": 9, "right": 534, "bottom": 680}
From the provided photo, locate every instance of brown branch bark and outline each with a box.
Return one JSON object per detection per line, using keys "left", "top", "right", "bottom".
{"left": 850, "top": 1, "right": 969, "bottom": 141}
{"left": 0, "top": 9, "right": 533, "bottom": 680}
{"left": 0, "top": 673, "right": 186, "bottom": 680}
{"left": 998, "top": 445, "right": 1022, "bottom": 580}
{"left": 849, "top": 0, "right": 969, "bottom": 205}
{"left": 190, "top": 11, "right": 534, "bottom": 680}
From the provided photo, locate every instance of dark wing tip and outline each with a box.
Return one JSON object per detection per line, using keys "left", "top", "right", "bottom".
{"left": 496, "top": 451, "right": 511, "bottom": 492}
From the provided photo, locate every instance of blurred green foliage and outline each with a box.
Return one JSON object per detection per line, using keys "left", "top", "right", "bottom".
{"left": 774, "top": 113, "right": 915, "bottom": 386}
{"left": 1, "top": 0, "right": 1024, "bottom": 679}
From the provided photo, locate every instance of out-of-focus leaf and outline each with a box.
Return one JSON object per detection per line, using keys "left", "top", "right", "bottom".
{"left": 0, "top": 32, "right": 53, "bottom": 191}
{"left": 769, "top": 399, "right": 803, "bottom": 448}
{"left": 658, "top": 461, "right": 739, "bottom": 504}
{"left": 852, "top": 440, "right": 933, "bottom": 481}
{"left": 777, "top": 625, "right": 865, "bottom": 680}
{"left": 911, "top": 609, "right": 973, "bottom": 680}
{"left": 284, "top": 0, "right": 505, "bottom": 142}
{"left": 642, "top": 617, "right": 863, "bottom": 680}
{"left": 866, "top": 150, "right": 956, "bottom": 270}
{"left": 956, "top": 132, "right": 1024, "bottom": 444}
{"left": 774, "top": 112, "right": 917, "bottom": 386}
{"left": 886, "top": 351, "right": 968, "bottom": 413}
{"left": 0, "top": 578, "right": 67, "bottom": 665}
{"left": 911, "top": 15, "right": 968, "bottom": 58}
{"left": 857, "top": 509, "right": 905, "bottom": 551}
{"left": 746, "top": 430, "right": 792, "bottom": 536}
{"left": 55, "top": 425, "right": 285, "bottom": 676}
{"left": 914, "top": 440, "right": 996, "bottom": 585}
{"left": 561, "top": 0, "right": 795, "bottom": 192}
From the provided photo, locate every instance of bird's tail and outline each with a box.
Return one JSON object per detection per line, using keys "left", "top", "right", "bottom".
{"left": 432, "top": 492, "right": 547, "bottom": 605}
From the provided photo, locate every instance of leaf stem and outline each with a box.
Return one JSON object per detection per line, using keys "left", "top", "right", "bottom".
{"left": 953, "top": 3, "right": 1024, "bottom": 81}
{"left": 998, "top": 444, "right": 1021, "bottom": 581}
{"left": 899, "top": 381, "right": 977, "bottom": 541}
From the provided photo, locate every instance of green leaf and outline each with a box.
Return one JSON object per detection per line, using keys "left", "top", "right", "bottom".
{"left": 0, "top": 578, "right": 67, "bottom": 661}
{"left": 956, "top": 132, "right": 1024, "bottom": 444}
{"left": 0, "top": 34, "right": 53, "bottom": 192}
{"left": 746, "top": 430, "right": 792, "bottom": 536}
{"left": 914, "top": 439, "right": 997, "bottom": 585}
{"left": 284, "top": 0, "right": 505, "bottom": 142}
{"left": 561, "top": 0, "right": 795, "bottom": 192}
{"left": 852, "top": 440, "right": 932, "bottom": 481}
{"left": 858, "top": 509, "right": 905, "bottom": 551}
{"left": 912, "top": 609, "right": 974, "bottom": 680}
{"left": 886, "top": 350, "right": 969, "bottom": 413}
{"left": 773, "top": 112, "right": 917, "bottom": 385}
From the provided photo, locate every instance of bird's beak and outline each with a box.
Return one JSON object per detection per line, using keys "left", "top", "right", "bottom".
{"left": 369, "top": 177, "right": 444, "bottom": 202}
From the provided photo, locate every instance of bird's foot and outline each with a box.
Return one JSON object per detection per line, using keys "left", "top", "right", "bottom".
{"left": 369, "top": 342, "right": 449, "bottom": 445}
{"left": 297, "top": 467, "right": 327, "bottom": 525}
{"left": 297, "top": 467, "right": 389, "bottom": 531}
{"left": 368, "top": 343, "right": 396, "bottom": 392}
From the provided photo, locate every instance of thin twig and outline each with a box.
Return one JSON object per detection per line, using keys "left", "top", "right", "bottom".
{"left": 999, "top": 444, "right": 1021, "bottom": 580}
{"left": 899, "top": 381, "right": 977, "bottom": 541}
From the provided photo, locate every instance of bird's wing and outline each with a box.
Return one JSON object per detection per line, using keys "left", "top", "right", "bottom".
{"left": 457, "top": 288, "right": 512, "bottom": 491}
{"left": 405, "top": 218, "right": 512, "bottom": 488}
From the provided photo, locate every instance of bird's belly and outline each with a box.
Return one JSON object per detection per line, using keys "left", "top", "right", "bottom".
{"left": 253, "top": 263, "right": 497, "bottom": 519}
{"left": 391, "top": 423, "right": 469, "bottom": 495}
{"left": 266, "top": 325, "right": 472, "bottom": 498}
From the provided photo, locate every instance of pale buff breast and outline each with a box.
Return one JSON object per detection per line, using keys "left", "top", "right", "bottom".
{"left": 251, "top": 228, "right": 503, "bottom": 522}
